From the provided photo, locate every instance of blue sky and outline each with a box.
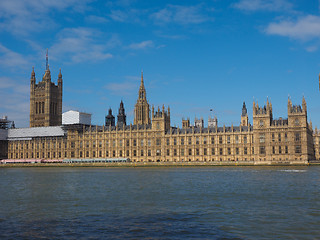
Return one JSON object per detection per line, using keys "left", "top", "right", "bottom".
{"left": 0, "top": 0, "right": 320, "bottom": 128}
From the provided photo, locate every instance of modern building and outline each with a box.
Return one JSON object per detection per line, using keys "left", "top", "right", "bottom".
{"left": 62, "top": 110, "right": 91, "bottom": 125}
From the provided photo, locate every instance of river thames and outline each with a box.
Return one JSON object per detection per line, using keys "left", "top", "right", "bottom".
{"left": 0, "top": 166, "right": 319, "bottom": 239}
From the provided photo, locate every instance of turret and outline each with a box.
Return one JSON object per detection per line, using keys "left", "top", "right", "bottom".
{"left": 106, "top": 108, "right": 115, "bottom": 127}
{"left": 58, "top": 68, "right": 63, "bottom": 87}
{"left": 117, "top": 100, "right": 126, "bottom": 127}
{"left": 302, "top": 96, "right": 307, "bottom": 114}
{"left": 30, "top": 67, "right": 36, "bottom": 86}
{"left": 241, "top": 101, "right": 249, "bottom": 127}
{"left": 152, "top": 105, "right": 170, "bottom": 131}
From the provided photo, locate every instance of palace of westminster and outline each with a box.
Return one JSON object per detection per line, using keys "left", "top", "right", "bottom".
{"left": 0, "top": 58, "right": 320, "bottom": 164}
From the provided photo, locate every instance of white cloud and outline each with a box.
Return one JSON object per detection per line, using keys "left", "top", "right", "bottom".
{"left": 85, "top": 15, "right": 109, "bottom": 23}
{"left": 50, "top": 28, "right": 114, "bottom": 63}
{"left": 0, "top": 44, "right": 30, "bottom": 68}
{"left": 233, "top": 0, "right": 293, "bottom": 12}
{"left": 151, "top": 5, "right": 212, "bottom": 25}
{"left": 109, "top": 10, "right": 128, "bottom": 22}
{"left": 0, "top": 77, "right": 30, "bottom": 127}
{"left": 265, "top": 15, "right": 320, "bottom": 41}
{"left": 105, "top": 81, "right": 137, "bottom": 96}
{"left": 128, "top": 40, "right": 154, "bottom": 50}
{"left": 0, "top": 0, "right": 91, "bottom": 36}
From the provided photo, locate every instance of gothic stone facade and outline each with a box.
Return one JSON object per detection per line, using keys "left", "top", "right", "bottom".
{"left": 6, "top": 72, "right": 315, "bottom": 164}
{"left": 30, "top": 66, "right": 62, "bottom": 127}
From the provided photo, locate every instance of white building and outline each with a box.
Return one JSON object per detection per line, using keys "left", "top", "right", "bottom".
{"left": 62, "top": 110, "right": 91, "bottom": 125}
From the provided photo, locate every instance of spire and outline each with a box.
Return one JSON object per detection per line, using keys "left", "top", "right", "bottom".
{"left": 242, "top": 101, "right": 247, "bottom": 116}
{"left": 46, "top": 48, "right": 49, "bottom": 71}
{"left": 58, "top": 68, "right": 62, "bottom": 78}
{"left": 302, "top": 96, "right": 307, "bottom": 112}
{"left": 140, "top": 70, "right": 144, "bottom": 88}
{"left": 31, "top": 66, "right": 36, "bottom": 83}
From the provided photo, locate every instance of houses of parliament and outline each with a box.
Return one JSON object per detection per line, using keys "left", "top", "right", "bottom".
{"left": 1, "top": 57, "right": 320, "bottom": 164}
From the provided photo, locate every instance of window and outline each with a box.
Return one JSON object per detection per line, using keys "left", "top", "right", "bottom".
{"left": 285, "top": 133, "right": 288, "bottom": 142}
{"left": 156, "top": 149, "right": 161, "bottom": 156}
{"left": 167, "top": 149, "right": 170, "bottom": 156}
{"left": 279, "top": 146, "right": 282, "bottom": 154}
{"left": 272, "top": 134, "right": 275, "bottom": 142}
{"left": 80, "top": 151, "right": 83, "bottom": 158}
{"left": 272, "top": 146, "right": 275, "bottom": 154}
{"left": 244, "top": 147, "right": 247, "bottom": 155}
{"left": 140, "top": 150, "right": 143, "bottom": 156}
{"left": 112, "top": 140, "right": 115, "bottom": 147}
{"left": 188, "top": 149, "right": 192, "bottom": 155}
{"left": 211, "top": 148, "right": 215, "bottom": 155}
{"left": 259, "top": 146, "right": 265, "bottom": 154}
{"left": 227, "top": 148, "right": 231, "bottom": 155}
{"left": 133, "top": 139, "right": 137, "bottom": 146}
{"left": 106, "top": 151, "right": 109, "bottom": 157}
{"left": 156, "top": 138, "right": 161, "bottom": 146}
{"left": 148, "top": 150, "right": 151, "bottom": 156}
{"left": 244, "top": 136, "right": 247, "bottom": 144}
{"left": 166, "top": 138, "right": 170, "bottom": 146}
{"left": 174, "top": 138, "right": 177, "bottom": 145}
{"left": 285, "top": 146, "right": 288, "bottom": 154}
{"left": 133, "top": 150, "right": 136, "bottom": 156}
{"left": 181, "top": 138, "right": 184, "bottom": 145}
{"left": 174, "top": 149, "right": 177, "bottom": 156}
{"left": 235, "top": 136, "right": 239, "bottom": 144}
{"left": 126, "top": 140, "right": 130, "bottom": 147}
{"left": 211, "top": 137, "right": 215, "bottom": 144}
{"left": 196, "top": 148, "right": 199, "bottom": 155}
{"left": 227, "top": 136, "right": 230, "bottom": 144}
{"left": 148, "top": 139, "right": 151, "bottom": 146}
{"left": 259, "top": 134, "right": 265, "bottom": 143}
{"left": 112, "top": 151, "right": 115, "bottom": 157}
{"left": 219, "top": 148, "right": 223, "bottom": 155}
{"left": 295, "top": 133, "right": 300, "bottom": 142}
{"left": 204, "top": 148, "right": 207, "bottom": 155}
{"left": 188, "top": 137, "right": 192, "bottom": 145}
{"left": 260, "top": 120, "right": 264, "bottom": 127}
{"left": 235, "top": 148, "right": 239, "bottom": 155}
{"left": 93, "top": 151, "right": 96, "bottom": 157}
{"left": 295, "top": 118, "right": 299, "bottom": 126}
{"left": 219, "top": 136, "right": 223, "bottom": 144}
{"left": 70, "top": 142, "right": 75, "bottom": 148}
{"left": 203, "top": 137, "right": 207, "bottom": 144}
{"left": 181, "top": 149, "right": 184, "bottom": 156}
{"left": 295, "top": 145, "right": 301, "bottom": 154}
{"left": 278, "top": 134, "right": 281, "bottom": 142}
{"left": 126, "top": 150, "right": 129, "bottom": 157}
{"left": 196, "top": 137, "right": 199, "bottom": 145}
{"left": 99, "top": 141, "right": 102, "bottom": 148}
{"left": 140, "top": 139, "right": 144, "bottom": 147}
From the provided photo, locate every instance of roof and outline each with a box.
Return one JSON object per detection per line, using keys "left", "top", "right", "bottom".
{"left": 8, "top": 126, "right": 65, "bottom": 140}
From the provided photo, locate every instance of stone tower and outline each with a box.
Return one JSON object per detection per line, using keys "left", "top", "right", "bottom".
{"left": 152, "top": 105, "right": 170, "bottom": 132}
{"left": 134, "top": 71, "right": 150, "bottom": 125}
{"left": 105, "top": 108, "right": 115, "bottom": 127}
{"left": 30, "top": 52, "right": 62, "bottom": 127}
{"left": 117, "top": 100, "right": 126, "bottom": 127}
{"left": 240, "top": 101, "right": 249, "bottom": 127}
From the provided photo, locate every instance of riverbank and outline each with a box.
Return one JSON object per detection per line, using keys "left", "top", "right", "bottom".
{"left": 1, "top": 161, "right": 320, "bottom": 168}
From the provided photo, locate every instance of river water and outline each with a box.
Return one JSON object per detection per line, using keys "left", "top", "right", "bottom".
{"left": 0, "top": 166, "right": 319, "bottom": 239}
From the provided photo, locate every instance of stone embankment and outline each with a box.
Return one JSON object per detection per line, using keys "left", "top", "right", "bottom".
{"left": 1, "top": 161, "right": 319, "bottom": 167}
